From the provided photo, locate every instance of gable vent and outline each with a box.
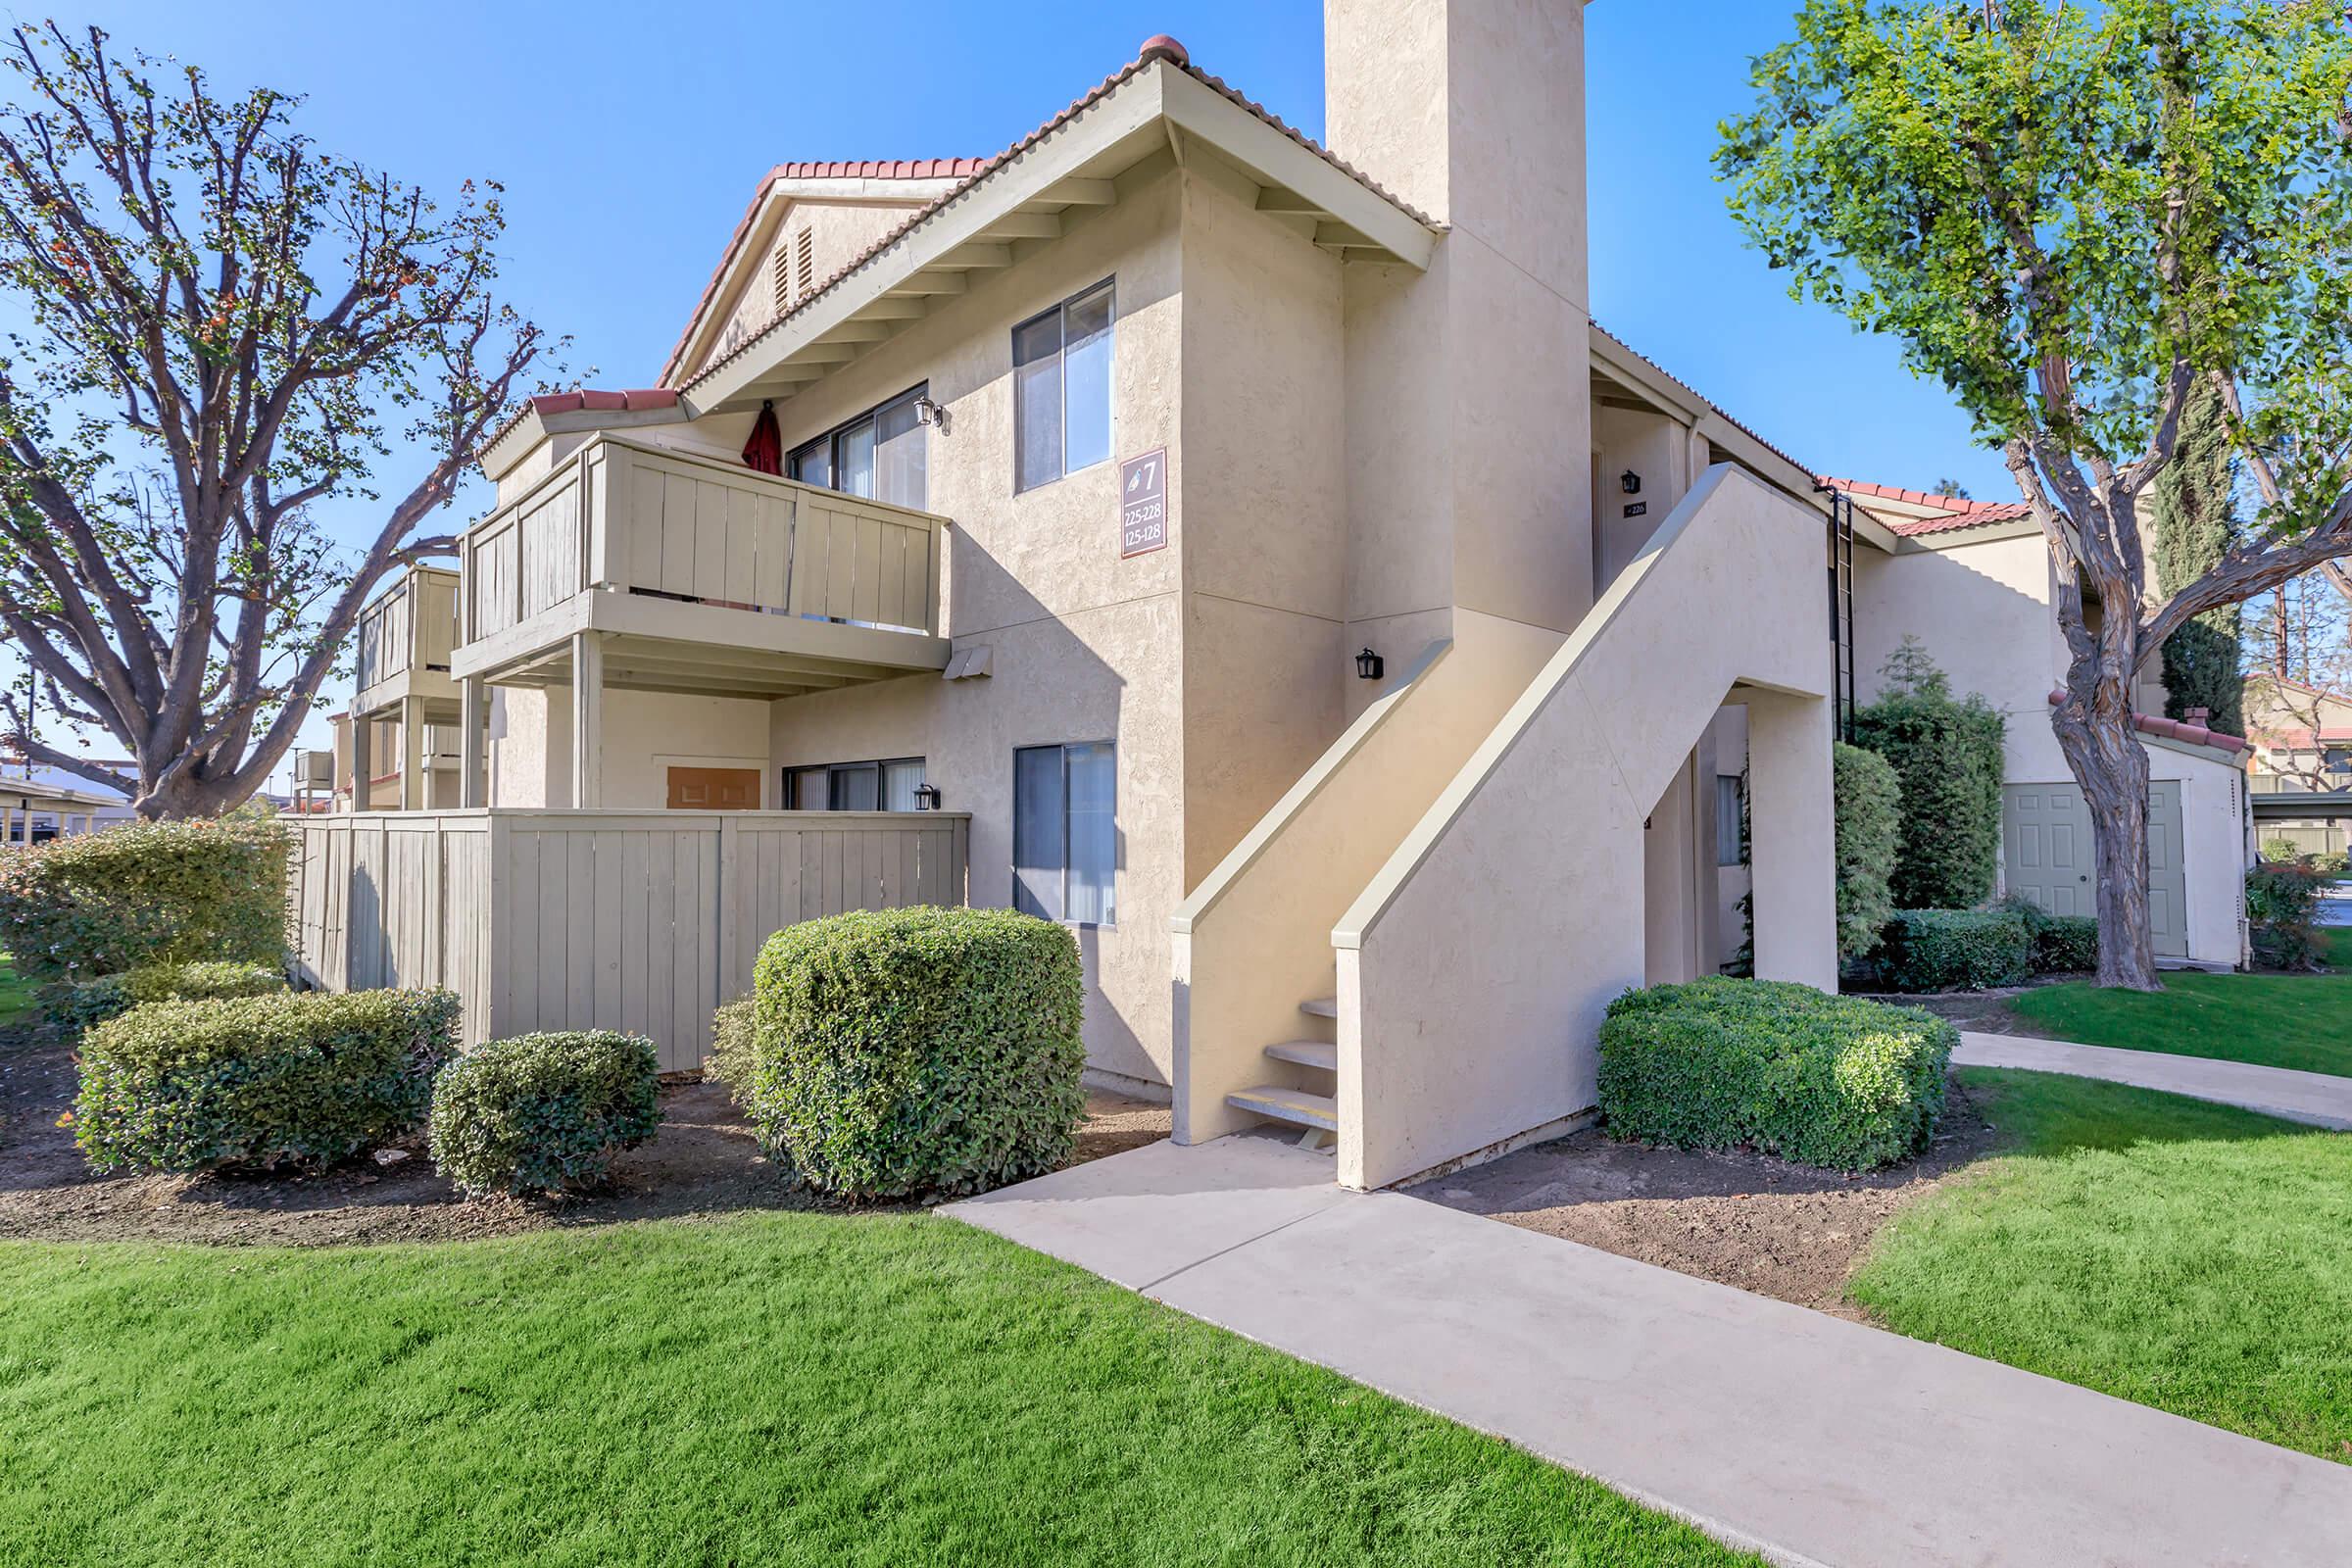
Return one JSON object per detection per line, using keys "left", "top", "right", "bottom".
{"left": 770, "top": 241, "right": 791, "bottom": 314}
{"left": 795, "top": 227, "right": 816, "bottom": 298}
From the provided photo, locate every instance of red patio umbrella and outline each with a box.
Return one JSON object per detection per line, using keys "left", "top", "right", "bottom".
{"left": 742, "top": 399, "right": 782, "bottom": 475}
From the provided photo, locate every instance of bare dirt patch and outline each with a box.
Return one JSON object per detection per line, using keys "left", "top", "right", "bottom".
{"left": 1414, "top": 1078, "right": 2004, "bottom": 1319}
{"left": 0, "top": 1021, "right": 1168, "bottom": 1248}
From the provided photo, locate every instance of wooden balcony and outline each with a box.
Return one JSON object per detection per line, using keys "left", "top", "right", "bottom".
{"left": 450, "top": 432, "right": 950, "bottom": 701}
{"left": 353, "top": 565, "right": 459, "bottom": 718}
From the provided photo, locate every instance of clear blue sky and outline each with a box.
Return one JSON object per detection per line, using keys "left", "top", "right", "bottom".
{"left": 15, "top": 0, "right": 2010, "bottom": 784}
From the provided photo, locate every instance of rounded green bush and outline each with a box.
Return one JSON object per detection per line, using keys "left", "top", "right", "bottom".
{"left": 0, "top": 811, "right": 291, "bottom": 986}
{"left": 1598, "top": 976, "right": 1954, "bottom": 1171}
{"left": 747, "top": 906, "right": 1084, "bottom": 1199}
{"left": 46, "top": 959, "right": 288, "bottom": 1034}
{"left": 74, "top": 988, "right": 460, "bottom": 1174}
{"left": 428, "top": 1031, "right": 663, "bottom": 1198}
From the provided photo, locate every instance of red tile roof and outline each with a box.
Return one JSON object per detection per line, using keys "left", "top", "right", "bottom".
{"left": 2046, "top": 690, "right": 2249, "bottom": 756}
{"left": 1821, "top": 477, "right": 2034, "bottom": 535}
{"left": 525, "top": 388, "right": 680, "bottom": 417}
{"left": 673, "top": 36, "right": 1436, "bottom": 395}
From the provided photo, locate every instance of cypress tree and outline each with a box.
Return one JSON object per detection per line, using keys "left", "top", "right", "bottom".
{"left": 2152, "top": 377, "right": 2244, "bottom": 735}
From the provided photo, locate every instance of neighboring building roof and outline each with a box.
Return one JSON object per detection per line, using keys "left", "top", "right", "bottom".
{"left": 681, "top": 34, "right": 1437, "bottom": 399}
{"left": 2045, "top": 690, "right": 2249, "bottom": 757}
{"left": 1822, "top": 477, "right": 2034, "bottom": 536}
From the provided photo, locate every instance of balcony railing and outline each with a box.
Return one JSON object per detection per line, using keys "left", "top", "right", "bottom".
{"left": 353, "top": 565, "right": 459, "bottom": 710}
{"left": 459, "top": 433, "right": 945, "bottom": 654}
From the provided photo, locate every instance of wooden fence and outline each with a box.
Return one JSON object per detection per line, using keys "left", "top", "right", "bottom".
{"left": 294, "top": 808, "right": 970, "bottom": 1070}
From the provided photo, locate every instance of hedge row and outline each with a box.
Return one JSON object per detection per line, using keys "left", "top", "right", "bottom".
{"left": 46, "top": 960, "right": 287, "bottom": 1035}
{"left": 0, "top": 812, "right": 291, "bottom": 985}
{"left": 74, "top": 989, "right": 460, "bottom": 1173}
{"left": 1598, "top": 977, "right": 1953, "bottom": 1171}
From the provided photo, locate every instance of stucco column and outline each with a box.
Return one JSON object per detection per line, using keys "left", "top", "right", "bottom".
{"left": 349, "top": 711, "right": 371, "bottom": 814}
{"left": 399, "top": 696, "right": 425, "bottom": 811}
{"left": 1745, "top": 688, "right": 1839, "bottom": 991}
{"left": 570, "top": 632, "right": 603, "bottom": 809}
{"left": 460, "top": 677, "right": 487, "bottom": 809}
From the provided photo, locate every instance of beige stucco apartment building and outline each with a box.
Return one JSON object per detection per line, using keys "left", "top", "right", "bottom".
{"left": 303, "top": 2, "right": 1849, "bottom": 1190}
{"left": 1839, "top": 481, "right": 2253, "bottom": 969}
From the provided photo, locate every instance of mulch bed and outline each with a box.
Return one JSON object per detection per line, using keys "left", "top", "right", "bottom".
{"left": 0, "top": 1019, "right": 1169, "bottom": 1248}
{"left": 1415, "top": 1076, "right": 2007, "bottom": 1320}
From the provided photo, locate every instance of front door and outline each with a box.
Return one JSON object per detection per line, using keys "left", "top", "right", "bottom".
{"left": 2004, "top": 779, "right": 2187, "bottom": 957}
{"left": 666, "top": 766, "right": 761, "bottom": 810}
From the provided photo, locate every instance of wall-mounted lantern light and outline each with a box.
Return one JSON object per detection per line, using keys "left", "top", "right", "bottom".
{"left": 1356, "top": 648, "right": 1385, "bottom": 681}
{"left": 913, "top": 783, "right": 944, "bottom": 811}
{"left": 913, "top": 395, "right": 949, "bottom": 431}
{"left": 1621, "top": 470, "right": 1643, "bottom": 496}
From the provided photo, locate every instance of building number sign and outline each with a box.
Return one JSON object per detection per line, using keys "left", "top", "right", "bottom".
{"left": 1119, "top": 448, "right": 1168, "bottom": 559}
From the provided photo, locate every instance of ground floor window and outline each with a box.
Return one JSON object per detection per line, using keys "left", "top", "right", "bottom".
{"left": 1013, "top": 741, "right": 1115, "bottom": 925}
{"left": 1715, "top": 775, "right": 1745, "bottom": 866}
{"left": 784, "top": 757, "right": 926, "bottom": 812}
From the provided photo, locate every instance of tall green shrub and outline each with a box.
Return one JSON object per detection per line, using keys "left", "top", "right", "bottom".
{"left": 747, "top": 906, "right": 1085, "bottom": 1199}
{"left": 1832, "top": 742, "right": 1900, "bottom": 960}
{"left": 1852, "top": 639, "right": 2006, "bottom": 908}
{"left": 0, "top": 811, "right": 291, "bottom": 985}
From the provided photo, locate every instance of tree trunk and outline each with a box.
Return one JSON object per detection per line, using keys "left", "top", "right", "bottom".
{"left": 2051, "top": 657, "right": 2162, "bottom": 991}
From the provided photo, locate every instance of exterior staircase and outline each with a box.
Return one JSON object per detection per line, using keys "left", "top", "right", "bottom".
{"left": 1224, "top": 997, "right": 1341, "bottom": 1148}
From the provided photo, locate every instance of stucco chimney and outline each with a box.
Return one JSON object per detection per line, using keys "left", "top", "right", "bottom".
{"left": 1323, "top": 0, "right": 1590, "bottom": 313}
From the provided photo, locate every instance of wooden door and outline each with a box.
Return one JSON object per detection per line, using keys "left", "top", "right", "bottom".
{"left": 666, "top": 766, "right": 761, "bottom": 810}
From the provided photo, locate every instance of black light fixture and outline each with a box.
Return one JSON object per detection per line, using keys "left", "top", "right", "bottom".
{"left": 913, "top": 783, "right": 943, "bottom": 811}
{"left": 1355, "top": 648, "right": 1385, "bottom": 681}
{"left": 1621, "top": 470, "right": 1643, "bottom": 496}
{"left": 913, "top": 394, "right": 949, "bottom": 431}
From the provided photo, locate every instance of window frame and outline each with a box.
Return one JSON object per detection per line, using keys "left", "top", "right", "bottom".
{"left": 781, "top": 756, "right": 928, "bottom": 812}
{"left": 787, "top": 383, "right": 929, "bottom": 510}
{"left": 1011, "top": 740, "right": 1118, "bottom": 928}
{"left": 1011, "top": 278, "right": 1114, "bottom": 495}
{"left": 1714, "top": 774, "right": 1746, "bottom": 868}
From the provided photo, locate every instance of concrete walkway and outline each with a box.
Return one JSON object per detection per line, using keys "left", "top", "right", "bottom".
{"left": 951, "top": 1135, "right": 2352, "bottom": 1568}
{"left": 1956, "top": 1030, "right": 2352, "bottom": 1129}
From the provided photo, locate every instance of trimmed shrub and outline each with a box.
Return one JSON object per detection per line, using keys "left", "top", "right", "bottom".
{"left": 1833, "top": 741, "right": 1900, "bottom": 960}
{"left": 1992, "top": 894, "right": 2099, "bottom": 975}
{"left": 74, "top": 988, "right": 460, "bottom": 1174}
{"left": 747, "top": 906, "right": 1085, "bottom": 1199}
{"left": 0, "top": 812, "right": 291, "bottom": 986}
{"left": 2311, "top": 849, "right": 2350, "bottom": 878}
{"left": 2248, "top": 859, "right": 2326, "bottom": 971}
{"left": 429, "top": 1031, "right": 663, "bottom": 1197}
{"left": 1852, "top": 639, "right": 2006, "bottom": 909}
{"left": 704, "top": 998, "right": 759, "bottom": 1102}
{"left": 1874, "top": 908, "right": 2034, "bottom": 992}
{"left": 1598, "top": 976, "right": 1954, "bottom": 1171}
{"left": 47, "top": 959, "right": 287, "bottom": 1034}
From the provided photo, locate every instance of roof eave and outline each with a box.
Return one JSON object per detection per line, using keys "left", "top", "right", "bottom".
{"left": 681, "top": 59, "right": 1439, "bottom": 416}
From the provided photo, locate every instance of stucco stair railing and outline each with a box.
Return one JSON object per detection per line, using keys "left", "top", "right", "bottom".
{"left": 1330, "top": 465, "right": 1840, "bottom": 1189}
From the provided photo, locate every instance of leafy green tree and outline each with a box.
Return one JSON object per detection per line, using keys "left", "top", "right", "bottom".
{"left": 2152, "top": 376, "right": 2242, "bottom": 735}
{"left": 1721, "top": 0, "right": 2352, "bottom": 988}
{"left": 1852, "top": 639, "right": 2007, "bottom": 911}
{"left": 0, "top": 24, "right": 557, "bottom": 816}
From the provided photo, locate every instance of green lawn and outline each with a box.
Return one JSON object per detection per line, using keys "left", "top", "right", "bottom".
{"left": 0, "top": 953, "right": 28, "bottom": 1026}
{"left": 0, "top": 1212, "right": 1758, "bottom": 1568}
{"left": 2006, "top": 926, "right": 2352, "bottom": 1076}
{"left": 1851, "top": 1068, "right": 2352, "bottom": 1461}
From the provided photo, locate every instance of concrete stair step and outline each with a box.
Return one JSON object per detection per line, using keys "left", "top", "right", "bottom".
{"left": 1264, "top": 1039, "right": 1338, "bottom": 1072}
{"left": 1225, "top": 1085, "right": 1339, "bottom": 1132}
{"left": 1299, "top": 997, "right": 1339, "bottom": 1019}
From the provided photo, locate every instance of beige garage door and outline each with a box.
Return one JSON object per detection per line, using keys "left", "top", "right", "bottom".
{"left": 2004, "top": 780, "right": 2187, "bottom": 958}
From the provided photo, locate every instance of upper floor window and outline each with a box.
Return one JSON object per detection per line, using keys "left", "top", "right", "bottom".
{"left": 790, "top": 385, "right": 928, "bottom": 512}
{"left": 1013, "top": 279, "right": 1112, "bottom": 493}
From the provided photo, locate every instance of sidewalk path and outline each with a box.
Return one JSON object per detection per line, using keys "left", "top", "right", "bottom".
{"left": 951, "top": 1135, "right": 2352, "bottom": 1568}
{"left": 1956, "top": 1030, "right": 2352, "bottom": 1130}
